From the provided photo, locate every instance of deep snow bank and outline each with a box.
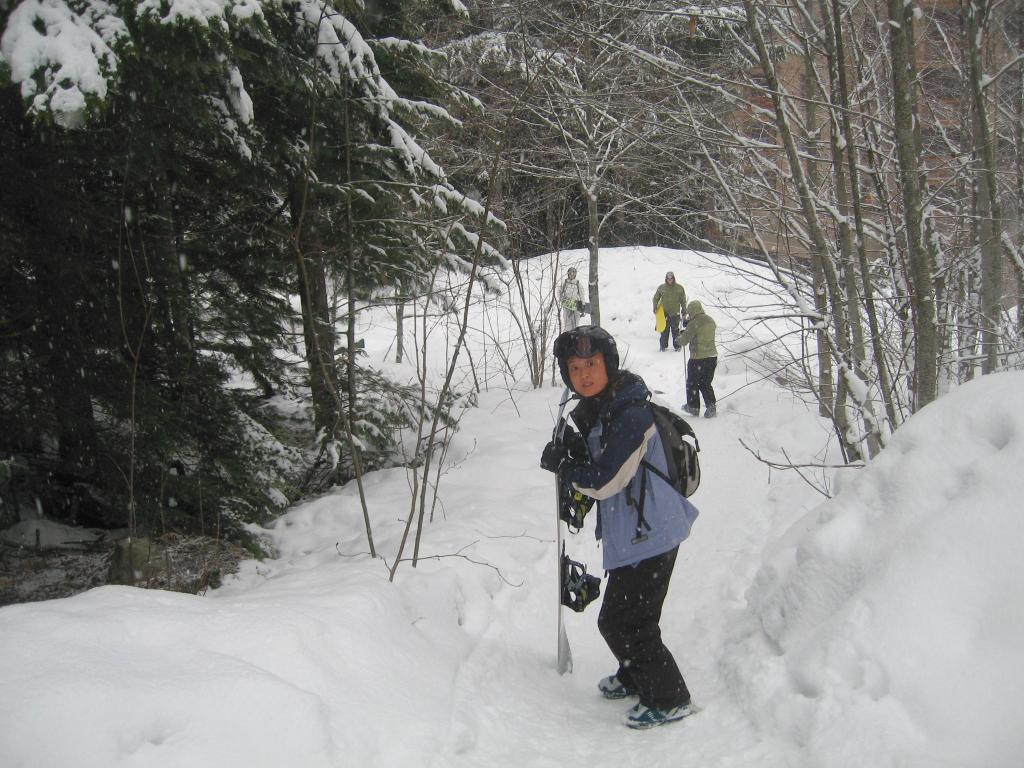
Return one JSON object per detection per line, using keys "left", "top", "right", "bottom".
{"left": 722, "top": 371, "right": 1024, "bottom": 768}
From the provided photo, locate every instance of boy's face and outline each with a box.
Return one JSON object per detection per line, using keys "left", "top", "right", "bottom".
{"left": 568, "top": 352, "right": 608, "bottom": 398}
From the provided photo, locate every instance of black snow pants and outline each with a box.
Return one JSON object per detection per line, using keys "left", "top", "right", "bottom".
{"left": 685, "top": 356, "right": 718, "bottom": 412}
{"left": 597, "top": 547, "right": 691, "bottom": 710}
{"left": 660, "top": 314, "right": 682, "bottom": 350}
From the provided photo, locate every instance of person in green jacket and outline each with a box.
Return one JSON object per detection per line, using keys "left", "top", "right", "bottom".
{"left": 677, "top": 300, "right": 718, "bottom": 418}
{"left": 651, "top": 272, "right": 687, "bottom": 351}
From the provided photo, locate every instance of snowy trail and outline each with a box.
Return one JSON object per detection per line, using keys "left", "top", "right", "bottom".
{"left": 420, "top": 313, "right": 812, "bottom": 767}
{"left": 408, "top": 248, "right": 823, "bottom": 766}
{"left": 16, "top": 248, "right": 1020, "bottom": 766}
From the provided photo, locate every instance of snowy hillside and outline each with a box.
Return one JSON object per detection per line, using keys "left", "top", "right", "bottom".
{"left": 1, "top": 247, "right": 1022, "bottom": 768}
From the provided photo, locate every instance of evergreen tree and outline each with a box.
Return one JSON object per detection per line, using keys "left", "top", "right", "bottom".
{"left": 0, "top": 0, "right": 500, "bottom": 538}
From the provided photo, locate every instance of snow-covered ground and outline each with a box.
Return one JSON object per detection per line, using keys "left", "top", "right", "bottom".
{"left": 2, "top": 247, "right": 1022, "bottom": 767}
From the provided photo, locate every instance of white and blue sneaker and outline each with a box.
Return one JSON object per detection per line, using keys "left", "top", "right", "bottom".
{"left": 623, "top": 701, "right": 696, "bottom": 730}
{"left": 597, "top": 675, "right": 638, "bottom": 700}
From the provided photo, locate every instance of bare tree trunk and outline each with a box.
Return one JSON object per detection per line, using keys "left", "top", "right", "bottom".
{"left": 816, "top": 1, "right": 865, "bottom": 370}
{"left": 742, "top": 0, "right": 856, "bottom": 458}
{"left": 287, "top": 27, "right": 342, "bottom": 443}
{"left": 847, "top": 14, "right": 915, "bottom": 419}
{"left": 964, "top": 0, "right": 1004, "bottom": 374}
{"left": 339, "top": 87, "right": 375, "bottom": 557}
{"left": 886, "top": 0, "right": 938, "bottom": 409}
{"left": 289, "top": 144, "right": 338, "bottom": 441}
{"left": 825, "top": 0, "right": 891, "bottom": 448}
{"left": 395, "top": 288, "right": 405, "bottom": 364}
{"left": 116, "top": 208, "right": 155, "bottom": 536}
{"left": 290, "top": 181, "right": 339, "bottom": 441}
{"left": 814, "top": 0, "right": 870, "bottom": 456}
{"left": 585, "top": 184, "right": 601, "bottom": 327}
{"left": 1017, "top": 38, "right": 1024, "bottom": 338}
{"left": 582, "top": 99, "right": 602, "bottom": 328}
{"left": 798, "top": 8, "right": 835, "bottom": 419}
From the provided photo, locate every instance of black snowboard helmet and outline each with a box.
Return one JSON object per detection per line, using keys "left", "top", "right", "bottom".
{"left": 553, "top": 325, "right": 619, "bottom": 389}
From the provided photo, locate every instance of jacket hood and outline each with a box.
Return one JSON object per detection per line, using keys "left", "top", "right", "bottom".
{"left": 607, "top": 370, "right": 649, "bottom": 405}
{"left": 686, "top": 300, "right": 704, "bottom": 316}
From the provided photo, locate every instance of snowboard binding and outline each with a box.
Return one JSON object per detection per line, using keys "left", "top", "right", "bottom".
{"left": 560, "top": 548, "right": 601, "bottom": 613}
{"left": 558, "top": 476, "right": 595, "bottom": 533}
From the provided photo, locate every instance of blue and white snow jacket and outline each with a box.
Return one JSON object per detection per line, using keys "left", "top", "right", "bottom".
{"left": 565, "top": 372, "right": 699, "bottom": 570}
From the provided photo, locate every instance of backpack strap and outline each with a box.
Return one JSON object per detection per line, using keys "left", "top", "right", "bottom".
{"left": 608, "top": 395, "right": 658, "bottom": 542}
{"left": 641, "top": 459, "right": 672, "bottom": 485}
{"left": 609, "top": 394, "right": 669, "bottom": 486}
{"left": 627, "top": 468, "right": 652, "bottom": 544}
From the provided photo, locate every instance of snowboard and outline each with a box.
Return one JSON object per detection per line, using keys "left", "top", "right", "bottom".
{"left": 655, "top": 304, "right": 667, "bottom": 333}
{"left": 554, "top": 387, "right": 574, "bottom": 675}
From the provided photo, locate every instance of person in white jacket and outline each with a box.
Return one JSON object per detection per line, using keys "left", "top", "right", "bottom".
{"left": 559, "top": 267, "right": 585, "bottom": 330}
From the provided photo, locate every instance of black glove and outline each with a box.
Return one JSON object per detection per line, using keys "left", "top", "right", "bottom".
{"left": 562, "top": 425, "right": 588, "bottom": 459}
{"left": 540, "top": 441, "right": 569, "bottom": 473}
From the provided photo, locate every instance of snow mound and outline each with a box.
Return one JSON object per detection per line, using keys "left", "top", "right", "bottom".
{"left": 724, "top": 371, "right": 1024, "bottom": 768}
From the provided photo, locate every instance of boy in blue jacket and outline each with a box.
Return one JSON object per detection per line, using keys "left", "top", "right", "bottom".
{"left": 541, "top": 325, "right": 699, "bottom": 729}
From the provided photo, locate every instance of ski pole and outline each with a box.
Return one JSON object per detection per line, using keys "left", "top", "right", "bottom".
{"left": 682, "top": 345, "right": 688, "bottom": 408}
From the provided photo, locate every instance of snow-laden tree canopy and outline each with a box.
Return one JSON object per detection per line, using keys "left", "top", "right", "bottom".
{"left": 1, "top": 0, "right": 129, "bottom": 127}
{"left": 0, "top": 0, "right": 460, "bottom": 178}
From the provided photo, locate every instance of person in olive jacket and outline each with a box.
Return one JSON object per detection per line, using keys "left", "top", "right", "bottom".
{"left": 651, "top": 272, "right": 687, "bottom": 351}
{"left": 677, "top": 300, "right": 718, "bottom": 417}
